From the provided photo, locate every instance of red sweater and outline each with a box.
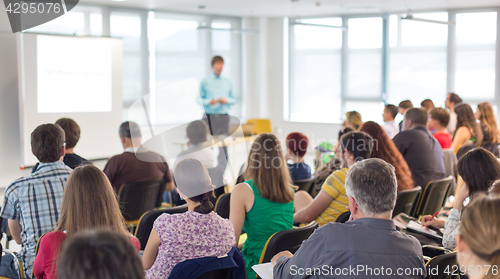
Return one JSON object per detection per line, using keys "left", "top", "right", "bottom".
{"left": 32, "top": 231, "right": 140, "bottom": 279}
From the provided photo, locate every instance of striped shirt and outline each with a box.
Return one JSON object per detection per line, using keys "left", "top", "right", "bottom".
{"left": 315, "top": 168, "right": 349, "bottom": 227}
{"left": 0, "top": 161, "right": 71, "bottom": 278}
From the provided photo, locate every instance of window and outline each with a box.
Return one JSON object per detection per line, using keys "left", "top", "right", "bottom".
{"left": 387, "top": 13, "right": 448, "bottom": 107}
{"left": 455, "top": 12, "right": 497, "bottom": 100}
{"left": 26, "top": 6, "right": 102, "bottom": 36}
{"left": 288, "top": 18, "right": 342, "bottom": 123}
{"left": 148, "top": 14, "right": 243, "bottom": 125}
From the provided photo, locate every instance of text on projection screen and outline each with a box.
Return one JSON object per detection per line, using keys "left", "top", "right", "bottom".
{"left": 37, "top": 35, "right": 112, "bottom": 113}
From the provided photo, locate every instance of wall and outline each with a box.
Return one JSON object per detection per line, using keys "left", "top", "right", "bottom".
{"left": 0, "top": 12, "right": 33, "bottom": 187}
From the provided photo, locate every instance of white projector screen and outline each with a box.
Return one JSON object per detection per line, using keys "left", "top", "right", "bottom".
{"left": 18, "top": 33, "right": 124, "bottom": 167}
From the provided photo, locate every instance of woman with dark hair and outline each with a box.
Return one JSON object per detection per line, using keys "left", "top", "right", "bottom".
{"left": 451, "top": 104, "right": 483, "bottom": 154}
{"left": 33, "top": 165, "right": 139, "bottom": 279}
{"left": 359, "top": 121, "right": 414, "bottom": 191}
{"left": 422, "top": 147, "right": 500, "bottom": 250}
{"left": 143, "top": 159, "right": 234, "bottom": 279}
{"left": 58, "top": 230, "right": 145, "bottom": 279}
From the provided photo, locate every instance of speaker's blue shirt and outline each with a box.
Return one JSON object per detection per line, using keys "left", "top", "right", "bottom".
{"left": 200, "top": 74, "right": 236, "bottom": 114}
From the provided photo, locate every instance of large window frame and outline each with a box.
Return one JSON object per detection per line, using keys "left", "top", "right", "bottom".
{"left": 286, "top": 7, "right": 500, "bottom": 123}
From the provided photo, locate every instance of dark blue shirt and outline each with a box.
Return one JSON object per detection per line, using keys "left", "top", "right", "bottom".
{"left": 288, "top": 162, "right": 312, "bottom": 181}
{"left": 393, "top": 126, "right": 445, "bottom": 188}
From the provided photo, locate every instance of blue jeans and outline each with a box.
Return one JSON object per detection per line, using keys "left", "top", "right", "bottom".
{"left": 0, "top": 254, "right": 21, "bottom": 279}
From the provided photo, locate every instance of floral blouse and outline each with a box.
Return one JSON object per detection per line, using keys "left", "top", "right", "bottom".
{"left": 443, "top": 209, "right": 461, "bottom": 250}
{"left": 145, "top": 211, "right": 235, "bottom": 279}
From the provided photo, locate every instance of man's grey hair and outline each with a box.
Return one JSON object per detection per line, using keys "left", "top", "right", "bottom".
{"left": 119, "top": 121, "right": 141, "bottom": 139}
{"left": 344, "top": 158, "right": 397, "bottom": 215}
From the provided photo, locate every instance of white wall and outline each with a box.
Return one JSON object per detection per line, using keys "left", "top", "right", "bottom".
{"left": 0, "top": 13, "right": 33, "bottom": 187}
{"left": 243, "top": 17, "right": 342, "bottom": 168}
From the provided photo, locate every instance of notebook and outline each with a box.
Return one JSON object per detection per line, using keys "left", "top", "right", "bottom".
{"left": 252, "top": 262, "right": 274, "bottom": 279}
{"left": 406, "top": 220, "right": 443, "bottom": 240}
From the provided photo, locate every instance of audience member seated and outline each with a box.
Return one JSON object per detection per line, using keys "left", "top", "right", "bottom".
{"left": 103, "top": 121, "right": 174, "bottom": 194}
{"left": 476, "top": 102, "right": 500, "bottom": 156}
{"left": 420, "top": 98, "right": 435, "bottom": 113}
{"left": 342, "top": 111, "right": 362, "bottom": 130}
{"left": 422, "top": 147, "right": 500, "bottom": 250}
{"left": 456, "top": 194, "right": 500, "bottom": 279}
{"left": 57, "top": 230, "right": 145, "bottom": 279}
{"left": 143, "top": 158, "right": 234, "bottom": 278}
{"left": 428, "top": 107, "right": 453, "bottom": 149}
{"left": 32, "top": 118, "right": 91, "bottom": 172}
{"left": 398, "top": 100, "right": 413, "bottom": 132}
{"left": 33, "top": 165, "right": 140, "bottom": 279}
{"left": 359, "top": 121, "right": 414, "bottom": 191}
{"left": 229, "top": 133, "right": 295, "bottom": 279}
{"left": 312, "top": 127, "right": 354, "bottom": 193}
{"left": 451, "top": 103, "right": 483, "bottom": 154}
{"left": 272, "top": 159, "right": 426, "bottom": 279}
{"left": 382, "top": 104, "right": 399, "bottom": 139}
{"left": 445, "top": 92, "right": 462, "bottom": 134}
{"left": 0, "top": 124, "right": 71, "bottom": 279}
{"left": 173, "top": 120, "right": 217, "bottom": 168}
{"left": 294, "top": 131, "right": 373, "bottom": 226}
{"left": 393, "top": 108, "right": 445, "bottom": 188}
{"left": 285, "top": 132, "right": 311, "bottom": 181}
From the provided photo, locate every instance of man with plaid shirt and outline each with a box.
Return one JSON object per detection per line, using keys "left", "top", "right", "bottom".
{"left": 0, "top": 124, "right": 72, "bottom": 278}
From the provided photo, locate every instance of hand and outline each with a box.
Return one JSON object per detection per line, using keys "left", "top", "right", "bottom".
{"left": 219, "top": 98, "right": 228, "bottom": 104}
{"left": 454, "top": 184, "right": 470, "bottom": 210}
{"left": 209, "top": 99, "right": 218, "bottom": 105}
{"left": 421, "top": 215, "right": 445, "bottom": 229}
{"left": 271, "top": 251, "right": 293, "bottom": 266}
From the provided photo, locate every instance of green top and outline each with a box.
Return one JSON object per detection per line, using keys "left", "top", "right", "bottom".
{"left": 242, "top": 179, "right": 294, "bottom": 279}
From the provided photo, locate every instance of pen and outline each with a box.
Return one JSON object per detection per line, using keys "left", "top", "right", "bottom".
{"left": 422, "top": 211, "right": 439, "bottom": 227}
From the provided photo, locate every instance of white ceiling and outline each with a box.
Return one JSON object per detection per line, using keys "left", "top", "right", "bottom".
{"left": 79, "top": 0, "right": 500, "bottom": 17}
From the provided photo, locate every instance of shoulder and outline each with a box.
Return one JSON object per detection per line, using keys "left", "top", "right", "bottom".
{"left": 41, "top": 231, "right": 66, "bottom": 245}
{"left": 232, "top": 182, "right": 253, "bottom": 195}
{"left": 107, "top": 153, "right": 127, "bottom": 162}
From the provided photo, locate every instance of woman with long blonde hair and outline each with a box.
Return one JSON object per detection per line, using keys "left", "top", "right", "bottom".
{"left": 476, "top": 102, "right": 500, "bottom": 144}
{"left": 33, "top": 165, "right": 139, "bottom": 279}
{"left": 230, "top": 133, "right": 295, "bottom": 279}
{"left": 457, "top": 194, "right": 500, "bottom": 279}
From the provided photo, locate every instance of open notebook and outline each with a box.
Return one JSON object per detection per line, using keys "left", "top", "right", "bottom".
{"left": 252, "top": 262, "right": 274, "bottom": 279}
{"left": 406, "top": 220, "right": 443, "bottom": 240}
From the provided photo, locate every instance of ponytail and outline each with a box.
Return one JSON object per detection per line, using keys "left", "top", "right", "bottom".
{"left": 192, "top": 191, "right": 215, "bottom": 214}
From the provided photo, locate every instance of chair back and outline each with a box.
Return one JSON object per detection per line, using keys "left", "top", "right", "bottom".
{"left": 246, "top": 119, "right": 272, "bottom": 134}
{"left": 442, "top": 148, "right": 457, "bottom": 195}
{"left": 214, "top": 193, "right": 231, "bottom": 219}
{"left": 134, "top": 204, "right": 189, "bottom": 250}
{"left": 293, "top": 177, "right": 315, "bottom": 194}
{"left": 335, "top": 211, "right": 350, "bottom": 223}
{"left": 393, "top": 186, "right": 422, "bottom": 217}
{"left": 118, "top": 180, "right": 164, "bottom": 222}
{"left": 414, "top": 176, "right": 453, "bottom": 217}
{"left": 425, "top": 252, "right": 459, "bottom": 279}
{"left": 168, "top": 246, "right": 245, "bottom": 279}
{"left": 259, "top": 221, "right": 318, "bottom": 264}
